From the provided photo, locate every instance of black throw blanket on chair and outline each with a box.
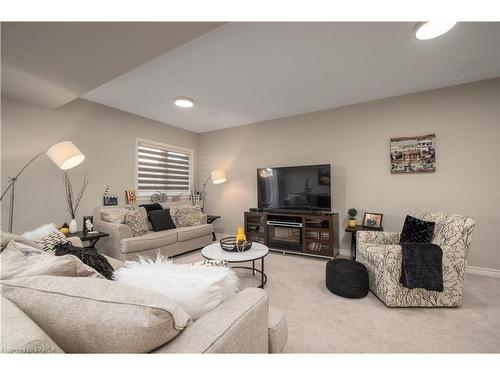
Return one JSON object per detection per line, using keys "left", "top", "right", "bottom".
{"left": 400, "top": 243, "right": 444, "bottom": 292}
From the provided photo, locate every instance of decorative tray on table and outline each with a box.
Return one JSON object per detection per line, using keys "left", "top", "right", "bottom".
{"left": 219, "top": 236, "right": 253, "bottom": 252}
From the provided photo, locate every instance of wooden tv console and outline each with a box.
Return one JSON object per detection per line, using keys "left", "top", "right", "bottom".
{"left": 244, "top": 211, "right": 339, "bottom": 258}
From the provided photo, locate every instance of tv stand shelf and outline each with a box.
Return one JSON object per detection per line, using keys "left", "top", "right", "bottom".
{"left": 244, "top": 211, "right": 339, "bottom": 258}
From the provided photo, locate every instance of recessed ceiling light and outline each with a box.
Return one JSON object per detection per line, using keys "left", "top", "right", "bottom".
{"left": 174, "top": 96, "right": 194, "bottom": 108}
{"left": 415, "top": 21, "right": 457, "bottom": 40}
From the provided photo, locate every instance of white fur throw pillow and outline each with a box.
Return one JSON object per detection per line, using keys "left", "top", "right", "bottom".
{"left": 114, "top": 255, "right": 239, "bottom": 320}
{"left": 22, "top": 223, "right": 59, "bottom": 241}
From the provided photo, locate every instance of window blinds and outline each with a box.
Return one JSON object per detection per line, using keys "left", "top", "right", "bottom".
{"left": 137, "top": 141, "right": 191, "bottom": 192}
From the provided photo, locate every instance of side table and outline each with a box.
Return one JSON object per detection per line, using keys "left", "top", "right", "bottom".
{"left": 206, "top": 215, "right": 221, "bottom": 241}
{"left": 67, "top": 231, "right": 109, "bottom": 250}
{"left": 345, "top": 225, "right": 384, "bottom": 260}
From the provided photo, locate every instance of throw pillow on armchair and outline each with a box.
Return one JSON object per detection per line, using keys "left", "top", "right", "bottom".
{"left": 399, "top": 215, "right": 435, "bottom": 243}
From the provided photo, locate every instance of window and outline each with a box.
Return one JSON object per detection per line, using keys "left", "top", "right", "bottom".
{"left": 136, "top": 139, "right": 192, "bottom": 195}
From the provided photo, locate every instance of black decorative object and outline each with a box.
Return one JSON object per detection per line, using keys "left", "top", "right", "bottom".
{"left": 148, "top": 209, "right": 176, "bottom": 232}
{"left": 103, "top": 185, "right": 118, "bottom": 206}
{"left": 54, "top": 242, "right": 114, "bottom": 280}
{"left": 399, "top": 215, "right": 435, "bottom": 243}
{"left": 103, "top": 196, "right": 117, "bottom": 206}
{"left": 325, "top": 258, "right": 369, "bottom": 298}
{"left": 219, "top": 236, "right": 253, "bottom": 252}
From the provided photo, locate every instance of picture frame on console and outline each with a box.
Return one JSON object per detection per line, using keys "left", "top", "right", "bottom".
{"left": 362, "top": 212, "right": 383, "bottom": 229}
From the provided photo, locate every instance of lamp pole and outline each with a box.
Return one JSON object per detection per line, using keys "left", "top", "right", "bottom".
{"left": 0, "top": 151, "right": 46, "bottom": 232}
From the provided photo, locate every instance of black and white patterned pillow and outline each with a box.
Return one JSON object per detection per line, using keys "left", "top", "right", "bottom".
{"left": 124, "top": 207, "right": 149, "bottom": 236}
{"left": 34, "top": 231, "right": 70, "bottom": 252}
{"left": 174, "top": 205, "right": 202, "bottom": 227}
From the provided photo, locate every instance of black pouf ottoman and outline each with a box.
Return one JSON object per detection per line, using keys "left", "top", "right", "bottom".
{"left": 326, "top": 258, "right": 369, "bottom": 298}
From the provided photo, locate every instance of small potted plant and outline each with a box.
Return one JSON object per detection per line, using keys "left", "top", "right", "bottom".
{"left": 348, "top": 208, "right": 358, "bottom": 228}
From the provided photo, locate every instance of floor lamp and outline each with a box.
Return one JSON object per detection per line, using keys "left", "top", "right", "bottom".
{"left": 199, "top": 169, "right": 226, "bottom": 208}
{"left": 0, "top": 141, "right": 85, "bottom": 233}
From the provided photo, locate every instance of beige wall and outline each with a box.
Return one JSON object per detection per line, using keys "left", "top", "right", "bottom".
{"left": 2, "top": 79, "right": 499, "bottom": 270}
{"left": 1, "top": 97, "right": 198, "bottom": 233}
{"left": 198, "top": 79, "right": 500, "bottom": 270}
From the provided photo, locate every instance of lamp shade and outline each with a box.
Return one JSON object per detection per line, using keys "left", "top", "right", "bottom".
{"left": 210, "top": 169, "right": 226, "bottom": 184}
{"left": 46, "top": 141, "right": 85, "bottom": 170}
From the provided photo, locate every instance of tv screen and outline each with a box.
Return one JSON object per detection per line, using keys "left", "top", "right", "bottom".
{"left": 257, "top": 164, "right": 331, "bottom": 211}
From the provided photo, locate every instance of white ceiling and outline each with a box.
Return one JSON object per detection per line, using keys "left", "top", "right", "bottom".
{"left": 1, "top": 22, "right": 222, "bottom": 108}
{"left": 81, "top": 22, "right": 499, "bottom": 133}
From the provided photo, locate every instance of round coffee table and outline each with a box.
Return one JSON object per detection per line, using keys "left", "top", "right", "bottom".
{"left": 201, "top": 242, "right": 269, "bottom": 288}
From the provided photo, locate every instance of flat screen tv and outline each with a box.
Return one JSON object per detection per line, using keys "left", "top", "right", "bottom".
{"left": 257, "top": 164, "right": 331, "bottom": 211}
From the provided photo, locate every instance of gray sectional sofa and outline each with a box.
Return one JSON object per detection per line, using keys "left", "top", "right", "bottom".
{"left": 0, "top": 232, "right": 288, "bottom": 353}
{"left": 92, "top": 206, "right": 214, "bottom": 261}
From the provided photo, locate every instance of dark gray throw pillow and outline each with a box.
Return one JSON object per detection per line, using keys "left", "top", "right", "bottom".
{"left": 139, "top": 203, "right": 163, "bottom": 213}
{"left": 400, "top": 215, "right": 435, "bottom": 243}
{"left": 148, "top": 209, "right": 176, "bottom": 232}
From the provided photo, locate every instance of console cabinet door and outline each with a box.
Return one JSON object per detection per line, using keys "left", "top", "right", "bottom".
{"left": 244, "top": 212, "right": 266, "bottom": 244}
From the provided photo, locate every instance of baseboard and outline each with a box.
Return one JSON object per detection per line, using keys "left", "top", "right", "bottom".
{"left": 466, "top": 266, "right": 500, "bottom": 278}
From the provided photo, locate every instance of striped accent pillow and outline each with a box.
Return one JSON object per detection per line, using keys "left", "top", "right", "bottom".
{"left": 35, "top": 231, "right": 70, "bottom": 252}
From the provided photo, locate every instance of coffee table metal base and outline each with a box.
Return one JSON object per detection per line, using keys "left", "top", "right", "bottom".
{"left": 231, "top": 258, "right": 267, "bottom": 288}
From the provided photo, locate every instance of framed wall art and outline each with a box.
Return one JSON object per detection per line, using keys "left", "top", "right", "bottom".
{"left": 390, "top": 134, "right": 436, "bottom": 174}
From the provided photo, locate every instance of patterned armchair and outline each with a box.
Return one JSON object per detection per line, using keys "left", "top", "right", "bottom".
{"left": 356, "top": 212, "right": 475, "bottom": 307}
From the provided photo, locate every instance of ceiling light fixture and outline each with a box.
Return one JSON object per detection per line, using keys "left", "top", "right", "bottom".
{"left": 415, "top": 21, "right": 457, "bottom": 40}
{"left": 174, "top": 96, "right": 194, "bottom": 108}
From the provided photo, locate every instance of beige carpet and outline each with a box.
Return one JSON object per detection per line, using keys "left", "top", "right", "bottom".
{"left": 175, "top": 250, "right": 500, "bottom": 353}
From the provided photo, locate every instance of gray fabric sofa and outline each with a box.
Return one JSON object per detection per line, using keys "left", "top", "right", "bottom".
{"left": 92, "top": 206, "right": 214, "bottom": 261}
{"left": 0, "top": 232, "right": 288, "bottom": 353}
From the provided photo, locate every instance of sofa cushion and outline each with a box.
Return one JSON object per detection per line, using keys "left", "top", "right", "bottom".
{"left": 0, "top": 275, "right": 191, "bottom": 353}
{"left": 100, "top": 207, "right": 131, "bottom": 224}
{"left": 176, "top": 224, "right": 213, "bottom": 242}
{"left": 1, "top": 295, "right": 63, "bottom": 353}
{"left": 148, "top": 209, "right": 176, "bottom": 232}
{"left": 1, "top": 231, "right": 43, "bottom": 252}
{"left": 120, "top": 229, "right": 177, "bottom": 254}
{"left": 1, "top": 240, "right": 102, "bottom": 280}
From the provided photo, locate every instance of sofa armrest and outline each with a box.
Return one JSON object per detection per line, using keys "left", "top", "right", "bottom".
{"left": 93, "top": 220, "right": 133, "bottom": 259}
{"left": 357, "top": 231, "right": 401, "bottom": 246}
{"left": 153, "top": 288, "right": 269, "bottom": 353}
{"left": 200, "top": 214, "right": 208, "bottom": 224}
